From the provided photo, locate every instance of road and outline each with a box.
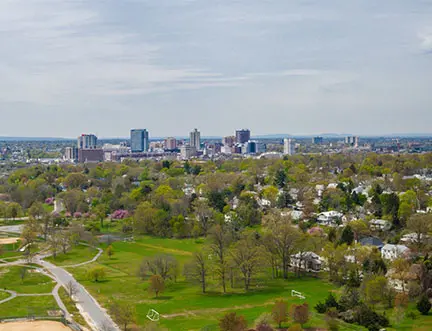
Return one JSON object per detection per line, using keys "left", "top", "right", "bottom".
{"left": 0, "top": 225, "right": 119, "bottom": 331}
{"left": 36, "top": 257, "right": 119, "bottom": 331}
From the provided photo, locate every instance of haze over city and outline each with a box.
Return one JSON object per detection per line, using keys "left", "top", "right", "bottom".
{"left": 1, "top": 0, "right": 432, "bottom": 137}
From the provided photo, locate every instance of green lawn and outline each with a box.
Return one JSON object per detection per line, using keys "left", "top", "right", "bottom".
{"left": 0, "top": 266, "right": 55, "bottom": 294}
{"left": 0, "top": 290, "right": 10, "bottom": 301}
{"left": 58, "top": 286, "right": 90, "bottom": 328}
{"left": 0, "top": 295, "right": 58, "bottom": 319}
{"left": 44, "top": 245, "right": 98, "bottom": 266}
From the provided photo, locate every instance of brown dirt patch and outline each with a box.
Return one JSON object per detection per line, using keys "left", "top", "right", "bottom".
{"left": 0, "top": 237, "right": 19, "bottom": 245}
{"left": 0, "top": 320, "right": 71, "bottom": 331}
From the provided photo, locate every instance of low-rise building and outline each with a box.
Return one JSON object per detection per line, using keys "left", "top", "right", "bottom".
{"left": 317, "top": 211, "right": 343, "bottom": 226}
{"left": 381, "top": 244, "right": 410, "bottom": 261}
{"left": 290, "top": 252, "right": 323, "bottom": 272}
{"left": 370, "top": 219, "right": 392, "bottom": 231}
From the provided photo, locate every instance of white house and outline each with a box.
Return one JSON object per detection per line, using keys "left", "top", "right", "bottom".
{"left": 317, "top": 211, "right": 343, "bottom": 226}
{"left": 381, "top": 244, "right": 410, "bottom": 261}
{"left": 400, "top": 233, "right": 430, "bottom": 244}
{"left": 369, "top": 219, "right": 392, "bottom": 231}
{"left": 290, "top": 252, "right": 323, "bottom": 272}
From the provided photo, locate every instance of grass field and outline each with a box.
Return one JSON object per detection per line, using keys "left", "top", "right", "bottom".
{"left": 0, "top": 290, "right": 10, "bottom": 301}
{"left": 0, "top": 266, "right": 55, "bottom": 294}
{"left": 0, "top": 296, "right": 59, "bottom": 318}
{"left": 44, "top": 235, "right": 432, "bottom": 331}
{"left": 58, "top": 286, "right": 89, "bottom": 328}
{"left": 45, "top": 245, "right": 98, "bottom": 266}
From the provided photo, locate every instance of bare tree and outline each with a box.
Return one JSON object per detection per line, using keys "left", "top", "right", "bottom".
{"left": 65, "top": 280, "right": 78, "bottom": 298}
{"left": 139, "top": 255, "right": 178, "bottom": 281}
{"left": 209, "top": 224, "right": 232, "bottom": 293}
{"left": 109, "top": 301, "right": 136, "bottom": 331}
{"left": 21, "top": 218, "right": 39, "bottom": 263}
{"left": 230, "top": 233, "right": 263, "bottom": 291}
{"left": 184, "top": 251, "right": 209, "bottom": 293}
{"left": 48, "top": 230, "right": 62, "bottom": 259}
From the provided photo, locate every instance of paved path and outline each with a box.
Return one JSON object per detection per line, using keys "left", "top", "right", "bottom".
{"left": 0, "top": 289, "right": 17, "bottom": 304}
{"left": 36, "top": 257, "right": 119, "bottom": 331}
{"left": 0, "top": 224, "right": 23, "bottom": 234}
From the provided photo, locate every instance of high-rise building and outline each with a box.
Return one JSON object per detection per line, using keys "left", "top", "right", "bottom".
{"left": 64, "top": 147, "right": 78, "bottom": 161}
{"left": 345, "top": 136, "right": 359, "bottom": 147}
{"left": 189, "top": 128, "right": 201, "bottom": 150}
{"left": 131, "top": 129, "right": 149, "bottom": 152}
{"left": 222, "top": 136, "right": 236, "bottom": 147}
{"left": 312, "top": 136, "right": 323, "bottom": 144}
{"left": 77, "top": 134, "right": 97, "bottom": 149}
{"left": 236, "top": 129, "right": 251, "bottom": 144}
{"left": 164, "top": 137, "right": 177, "bottom": 150}
{"left": 180, "top": 144, "right": 197, "bottom": 159}
{"left": 245, "top": 140, "right": 258, "bottom": 154}
{"left": 283, "top": 138, "right": 295, "bottom": 156}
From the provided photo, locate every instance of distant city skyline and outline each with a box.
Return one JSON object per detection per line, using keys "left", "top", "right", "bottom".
{"left": 1, "top": 1, "right": 432, "bottom": 137}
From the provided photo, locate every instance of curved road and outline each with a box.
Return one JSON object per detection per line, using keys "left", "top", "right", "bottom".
{"left": 0, "top": 225, "right": 119, "bottom": 331}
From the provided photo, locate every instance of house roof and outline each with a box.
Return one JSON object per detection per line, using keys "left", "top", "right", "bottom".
{"left": 359, "top": 237, "right": 384, "bottom": 247}
{"left": 382, "top": 244, "right": 410, "bottom": 253}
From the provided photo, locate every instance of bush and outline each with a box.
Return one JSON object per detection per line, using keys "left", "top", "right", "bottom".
{"left": 314, "top": 302, "right": 327, "bottom": 314}
{"left": 417, "top": 295, "right": 431, "bottom": 315}
{"left": 354, "top": 305, "right": 389, "bottom": 329}
{"left": 406, "top": 311, "right": 417, "bottom": 320}
{"left": 325, "top": 293, "right": 340, "bottom": 310}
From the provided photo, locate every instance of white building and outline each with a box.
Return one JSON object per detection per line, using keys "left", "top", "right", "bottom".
{"left": 370, "top": 219, "right": 392, "bottom": 231}
{"left": 381, "top": 244, "right": 410, "bottom": 261}
{"left": 400, "top": 233, "right": 430, "bottom": 244}
{"left": 283, "top": 138, "right": 295, "bottom": 156}
{"left": 180, "top": 145, "right": 197, "bottom": 159}
{"left": 290, "top": 252, "right": 323, "bottom": 272}
{"left": 317, "top": 211, "right": 343, "bottom": 226}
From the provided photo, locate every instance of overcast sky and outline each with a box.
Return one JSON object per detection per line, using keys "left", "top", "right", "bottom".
{"left": 1, "top": 0, "right": 432, "bottom": 138}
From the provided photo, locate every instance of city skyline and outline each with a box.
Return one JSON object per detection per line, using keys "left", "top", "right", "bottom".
{"left": 1, "top": 0, "right": 432, "bottom": 137}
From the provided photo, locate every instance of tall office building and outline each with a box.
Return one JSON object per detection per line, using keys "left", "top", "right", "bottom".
{"left": 65, "top": 147, "right": 78, "bottom": 161}
{"left": 181, "top": 145, "right": 197, "bottom": 159}
{"left": 164, "top": 137, "right": 177, "bottom": 150}
{"left": 222, "top": 136, "right": 236, "bottom": 147}
{"left": 283, "top": 138, "right": 295, "bottom": 156}
{"left": 312, "top": 136, "right": 323, "bottom": 144}
{"left": 131, "top": 129, "right": 149, "bottom": 152}
{"left": 236, "top": 129, "right": 251, "bottom": 144}
{"left": 245, "top": 140, "right": 258, "bottom": 154}
{"left": 189, "top": 128, "right": 201, "bottom": 150}
{"left": 77, "top": 134, "right": 97, "bottom": 149}
{"left": 345, "top": 136, "right": 359, "bottom": 147}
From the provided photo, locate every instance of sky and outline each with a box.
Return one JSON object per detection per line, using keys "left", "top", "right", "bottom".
{"left": 1, "top": 0, "right": 432, "bottom": 138}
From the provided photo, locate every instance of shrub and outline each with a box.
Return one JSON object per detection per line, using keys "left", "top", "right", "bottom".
{"left": 325, "top": 293, "right": 340, "bottom": 310}
{"left": 314, "top": 302, "right": 328, "bottom": 314}
{"left": 417, "top": 295, "right": 431, "bottom": 315}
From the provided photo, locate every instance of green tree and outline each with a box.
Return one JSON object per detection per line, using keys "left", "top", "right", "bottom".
{"left": 106, "top": 245, "right": 114, "bottom": 259}
{"left": 109, "top": 301, "right": 136, "bottom": 331}
{"left": 339, "top": 225, "right": 354, "bottom": 246}
{"left": 407, "top": 214, "right": 431, "bottom": 247}
{"left": 274, "top": 169, "right": 287, "bottom": 189}
{"left": 86, "top": 266, "right": 106, "bottom": 282}
{"left": 417, "top": 295, "right": 431, "bottom": 315}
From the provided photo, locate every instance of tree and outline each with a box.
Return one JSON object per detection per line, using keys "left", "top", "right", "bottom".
{"left": 339, "top": 225, "right": 354, "bottom": 245}
{"left": 391, "top": 258, "right": 412, "bottom": 293}
{"left": 19, "top": 267, "right": 27, "bottom": 283}
{"left": 109, "top": 301, "right": 136, "bottom": 331}
{"left": 28, "top": 201, "right": 46, "bottom": 219}
{"left": 106, "top": 245, "right": 114, "bottom": 259}
{"left": 209, "top": 224, "right": 232, "bottom": 293}
{"left": 6, "top": 202, "right": 22, "bottom": 220}
{"left": 417, "top": 295, "right": 431, "bottom": 315}
{"left": 407, "top": 214, "right": 431, "bottom": 247}
{"left": 229, "top": 233, "right": 262, "bottom": 291}
{"left": 184, "top": 251, "right": 209, "bottom": 293}
{"left": 21, "top": 218, "right": 39, "bottom": 262}
{"left": 65, "top": 280, "right": 78, "bottom": 298}
{"left": 291, "top": 303, "right": 309, "bottom": 327}
{"left": 148, "top": 274, "right": 165, "bottom": 298}
{"left": 139, "top": 255, "right": 179, "bottom": 281}
{"left": 274, "top": 169, "right": 287, "bottom": 189}
{"left": 86, "top": 266, "right": 106, "bottom": 282}
{"left": 264, "top": 214, "right": 299, "bottom": 279}
{"left": 48, "top": 230, "right": 62, "bottom": 259}
{"left": 193, "top": 199, "right": 215, "bottom": 236}
{"left": 363, "top": 275, "right": 388, "bottom": 307}
{"left": 93, "top": 203, "right": 108, "bottom": 229}
{"left": 219, "top": 312, "right": 247, "bottom": 331}
{"left": 272, "top": 300, "right": 288, "bottom": 328}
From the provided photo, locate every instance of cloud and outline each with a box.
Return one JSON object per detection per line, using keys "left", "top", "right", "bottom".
{"left": 419, "top": 30, "right": 432, "bottom": 53}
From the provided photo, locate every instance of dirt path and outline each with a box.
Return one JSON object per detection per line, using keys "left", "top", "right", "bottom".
{"left": 161, "top": 302, "right": 272, "bottom": 319}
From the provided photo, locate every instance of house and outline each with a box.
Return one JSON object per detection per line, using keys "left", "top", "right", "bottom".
{"left": 369, "top": 219, "right": 392, "bottom": 231}
{"left": 290, "top": 252, "right": 323, "bottom": 272}
{"left": 317, "top": 211, "right": 343, "bottom": 226}
{"left": 381, "top": 244, "right": 410, "bottom": 261}
{"left": 359, "top": 237, "right": 384, "bottom": 250}
{"left": 400, "top": 233, "right": 430, "bottom": 245}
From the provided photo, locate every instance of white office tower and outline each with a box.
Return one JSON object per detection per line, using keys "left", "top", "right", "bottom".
{"left": 283, "top": 138, "right": 295, "bottom": 155}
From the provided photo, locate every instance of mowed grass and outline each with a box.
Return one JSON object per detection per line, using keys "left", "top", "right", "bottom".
{"left": 0, "top": 295, "right": 58, "bottom": 318}
{"left": 45, "top": 245, "right": 98, "bottom": 266}
{"left": 58, "top": 286, "right": 90, "bottom": 328}
{"left": 0, "top": 266, "right": 55, "bottom": 294}
{"left": 64, "top": 236, "right": 354, "bottom": 330}
{"left": 0, "top": 290, "right": 10, "bottom": 301}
